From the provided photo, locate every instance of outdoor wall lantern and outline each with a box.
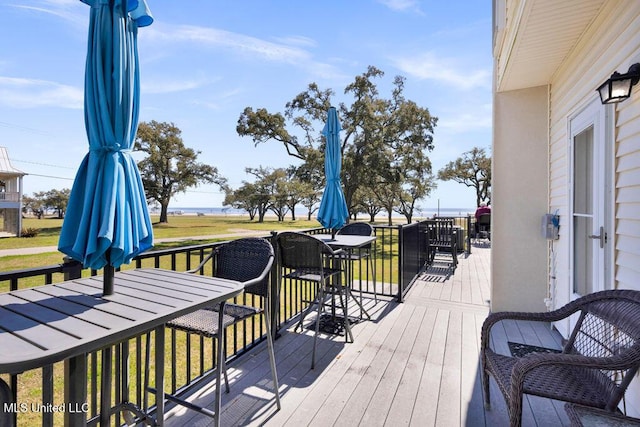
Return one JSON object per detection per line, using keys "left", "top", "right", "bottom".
{"left": 597, "top": 63, "right": 640, "bottom": 104}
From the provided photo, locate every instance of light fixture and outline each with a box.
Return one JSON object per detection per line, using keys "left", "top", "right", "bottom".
{"left": 597, "top": 63, "right": 640, "bottom": 104}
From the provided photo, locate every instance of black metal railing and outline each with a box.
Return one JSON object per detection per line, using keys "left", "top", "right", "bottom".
{"left": 0, "top": 220, "right": 470, "bottom": 425}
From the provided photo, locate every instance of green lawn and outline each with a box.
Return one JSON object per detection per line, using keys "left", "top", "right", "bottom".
{"left": 0, "top": 215, "right": 321, "bottom": 272}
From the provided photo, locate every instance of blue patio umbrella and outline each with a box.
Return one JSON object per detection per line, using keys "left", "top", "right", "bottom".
{"left": 58, "top": 0, "right": 154, "bottom": 295}
{"left": 317, "top": 107, "right": 349, "bottom": 237}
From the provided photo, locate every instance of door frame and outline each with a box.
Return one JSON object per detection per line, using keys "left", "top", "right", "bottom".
{"left": 567, "top": 97, "right": 614, "bottom": 300}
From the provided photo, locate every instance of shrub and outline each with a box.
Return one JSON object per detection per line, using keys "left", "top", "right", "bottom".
{"left": 21, "top": 227, "right": 40, "bottom": 238}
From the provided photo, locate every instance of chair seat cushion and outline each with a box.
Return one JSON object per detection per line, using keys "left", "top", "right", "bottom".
{"left": 485, "top": 350, "right": 610, "bottom": 408}
{"left": 223, "top": 303, "right": 262, "bottom": 319}
{"left": 168, "top": 305, "right": 247, "bottom": 338}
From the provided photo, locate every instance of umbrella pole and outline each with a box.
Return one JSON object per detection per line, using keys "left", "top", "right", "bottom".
{"left": 104, "top": 251, "right": 114, "bottom": 295}
{"left": 104, "top": 266, "right": 114, "bottom": 295}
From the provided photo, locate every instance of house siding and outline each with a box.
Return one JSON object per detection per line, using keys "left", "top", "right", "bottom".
{"left": 546, "top": 1, "right": 640, "bottom": 416}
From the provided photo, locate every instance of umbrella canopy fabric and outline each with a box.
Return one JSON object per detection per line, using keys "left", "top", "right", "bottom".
{"left": 317, "top": 107, "right": 349, "bottom": 231}
{"left": 59, "top": 0, "right": 154, "bottom": 274}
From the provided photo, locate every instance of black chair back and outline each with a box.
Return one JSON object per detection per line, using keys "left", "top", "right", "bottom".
{"left": 214, "top": 237, "right": 274, "bottom": 298}
{"left": 276, "top": 232, "right": 334, "bottom": 271}
{"left": 338, "top": 222, "right": 374, "bottom": 237}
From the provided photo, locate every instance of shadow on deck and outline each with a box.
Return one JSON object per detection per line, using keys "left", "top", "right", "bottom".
{"left": 164, "top": 245, "right": 570, "bottom": 426}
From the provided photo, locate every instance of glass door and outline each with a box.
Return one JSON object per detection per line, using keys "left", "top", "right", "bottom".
{"left": 570, "top": 99, "right": 610, "bottom": 298}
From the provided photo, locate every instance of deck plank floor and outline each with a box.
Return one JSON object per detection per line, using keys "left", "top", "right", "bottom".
{"left": 164, "top": 244, "right": 570, "bottom": 426}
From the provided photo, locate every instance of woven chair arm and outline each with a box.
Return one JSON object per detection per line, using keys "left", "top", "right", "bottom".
{"left": 481, "top": 306, "right": 579, "bottom": 354}
{"left": 515, "top": 350, "right": 640, "bottom": 374}
{"left": 510, "top": 348, "right": 640, "bottom": 396}
{"left": 186, "top": 250, "right": 217, "bottom": 274}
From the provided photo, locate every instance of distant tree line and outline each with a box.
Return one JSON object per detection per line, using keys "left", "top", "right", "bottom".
{"left": 21, "top": 66, "right": 491, "bottom": 225}
{"left": 22, "top": 189, "right": 70, "bottom": 219}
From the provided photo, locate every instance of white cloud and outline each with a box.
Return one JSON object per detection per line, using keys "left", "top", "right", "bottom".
{"left": 377, "top": 0, "right": 423, "bottom": 13}
{"left": 436, "top": 102, "right": 492, "bottom": 134}
{"left": 393, "top": 52, "right": 491, "bottom": 90}
{"left": 272, "top": 35, "right": 317, "bottom": 48}
{"left": 143, "top": 23, "right": 346, "bottom": 81}
{"left": 0, "top": 76, "right": 82, "bottom": 109}
{"left": 148, "top": 24, "right": 310, "bottom": 64}
{"left": 141, "top": 76, "right": 218, "bottom": 95}
{"left": 9, "top": 0, "right": 86, "bottom": 28}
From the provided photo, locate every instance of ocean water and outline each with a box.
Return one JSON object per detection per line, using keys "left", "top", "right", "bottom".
{"left": 158, "top": 207, "right": 475, "bottom": 218}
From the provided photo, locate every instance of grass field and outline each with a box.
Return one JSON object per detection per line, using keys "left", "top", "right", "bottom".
{"left": 0, "top": 215, "right": 320, "bottom": 272}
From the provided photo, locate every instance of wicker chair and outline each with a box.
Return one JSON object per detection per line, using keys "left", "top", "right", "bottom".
{"left": 337, "top": 222, "right": 377, "bottom": 316}
{"left": 153, "top": 237, "right": 280, "bottom": 412}
{"left": 475, "top": 213, "right": 491, "bottom": 242}
{"left": 276, "top": 231, "right": 347, "bottom": 369}
{"left": 481, "top": 289, "right": 640, "bottom": 427}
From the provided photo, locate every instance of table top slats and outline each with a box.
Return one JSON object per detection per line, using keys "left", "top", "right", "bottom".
{"left": 70, "top": 277, "right": 187, "bottom": 309}
{"left": 7, "top": 288, "right": 136, "bottom": 330}
{"left": 0, "top": 305, "right": 82, "bottom": 350}
{"left": 86, "top": 275, "right": 199, "bottom": 303}
{"left": 123, "top": 268, "right": 240, "bottom": 293}
{"left": 0, "top": 293, "right": 108, "bottom": 338}
{"left": 37, "top": 284, "right": 161, "bottom": 321}
{"left": 55, "top": 281, "right": 173, "bottom": 314}
{"left": 0, "top": 325, "right": 45, "bottom": 356}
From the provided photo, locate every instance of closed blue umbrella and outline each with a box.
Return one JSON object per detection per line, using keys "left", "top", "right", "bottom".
{"left": 317, "top": 107, "right": 349, "bottom": 237}
{"left": 58, "top": 0, "right": 154, "bottom": 295}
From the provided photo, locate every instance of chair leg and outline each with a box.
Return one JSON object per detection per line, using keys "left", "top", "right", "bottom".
{"left": 369, "top": 254, "right": 377, "bottom": 303}
{"left": 481, "top": 369, "right": 491, "bottom": 409}
{"left": 263, "top": 301, "right": 281, "bottom": 410}
{"left": 221, "top": 355, "right": 230, "bottom": 394}
{"left": 143, "top": 332, "right": 151, "bottom": 412}
{"left": 295, "top": 288, "right": 321, "bottom": 333}
{"left": 214, "top": 303, "right": 227, "bottom": 427}
{"left": 509, "top": 394, "right": 523, "bottom": 427}
{"left": 311, "top": 286, "right": 325, "bottom": 370}
{"left": 338, "top": 286, "right": 354, "bottom": 343}
{"left": 0, "top": 378, "right": 12, "bottom": 427}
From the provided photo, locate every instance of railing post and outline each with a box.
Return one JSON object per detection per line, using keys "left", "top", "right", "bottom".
{"left": 467, "top": 215, "right": 472, "bottom": 255}
{"left": 397, "top": 224, "right": 404, "bottom": 303}
{"left": 62, "top": 256, "right": 83, "bottom": 280}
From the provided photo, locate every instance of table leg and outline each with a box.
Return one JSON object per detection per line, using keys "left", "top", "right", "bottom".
{"left": 155, "top": 325, "right": 165, "bottom": 426}
{"left": 64, "top": 354, "right": 87, "bottom": 426}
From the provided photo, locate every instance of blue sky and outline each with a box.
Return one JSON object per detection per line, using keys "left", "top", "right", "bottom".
{"left": 0, "top": 0, "right": 491, "bottom": 212}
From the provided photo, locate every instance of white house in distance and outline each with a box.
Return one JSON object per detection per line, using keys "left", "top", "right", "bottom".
{"left": 492, "top": 0, "right": 640, "bottom": 416}
{"left": 0, "top": 146, "right": 26, "bottom": 237}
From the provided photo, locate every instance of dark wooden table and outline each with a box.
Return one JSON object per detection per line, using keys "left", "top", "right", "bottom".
{"left": 0, "top": 268, "right": 243, "bottom": 426}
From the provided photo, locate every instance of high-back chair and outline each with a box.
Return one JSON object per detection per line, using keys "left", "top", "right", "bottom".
{"left": 148, "top": 237, "right": 280, "bottom": 415}
{"left": 476, "top": 213, "right": 491, "bottom": 241}
{"left": 425, "top": 218, "right": 458, "bottom": 270}
{"left": 276, "top": 231, "right": 347, "bottom": 369}
{"left": 337, "top": 222, "right": 377, "bottom": 314}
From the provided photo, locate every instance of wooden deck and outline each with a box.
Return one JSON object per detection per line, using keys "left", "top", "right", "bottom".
{"left": 164, "top": 245, "right": 570, "bottom": 426}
